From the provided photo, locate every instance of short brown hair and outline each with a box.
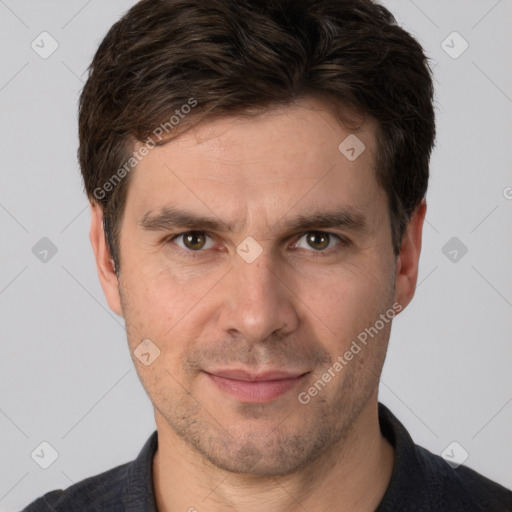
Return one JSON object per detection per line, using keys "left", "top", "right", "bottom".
{"left": 78, "top": 0, "right": 436, "bottom": 273}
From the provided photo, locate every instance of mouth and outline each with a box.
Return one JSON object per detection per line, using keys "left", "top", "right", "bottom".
{"left": 203, "top": 368, "right": 310, "bottom": 403}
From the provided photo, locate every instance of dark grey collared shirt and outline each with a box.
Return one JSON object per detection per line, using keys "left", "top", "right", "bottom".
{"left": 22, "top": 403, "right": 512, "bottom": 511}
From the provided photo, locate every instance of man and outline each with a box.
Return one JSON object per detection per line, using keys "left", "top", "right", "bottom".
{"left": 22, "top": 0, "right": 512, "bottom": 510}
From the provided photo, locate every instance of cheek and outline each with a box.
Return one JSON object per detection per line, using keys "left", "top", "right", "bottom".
{"left": 295, "top": 257, "right": 394, "bottom": 341}
{"left": 121, "top": 274, "right": 196, "bottom": 398}
{"left": 120, "top": 262, "right": 221, "bottom": 387}
{"left": 121, "top": 258, "right": 216, "bottom": 336}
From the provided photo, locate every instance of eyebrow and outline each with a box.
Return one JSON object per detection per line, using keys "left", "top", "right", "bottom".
{"left": 139, "top": 206, "right": 368, "bottom": 234}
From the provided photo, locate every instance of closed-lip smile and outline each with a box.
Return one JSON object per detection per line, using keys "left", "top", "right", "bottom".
{"left": 203, "top": 368, "right": 309, "bottom": 403}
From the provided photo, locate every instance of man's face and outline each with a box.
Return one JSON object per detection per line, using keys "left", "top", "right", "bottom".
{"left": 97, "top": 98, "right": 413, "bottom": 476}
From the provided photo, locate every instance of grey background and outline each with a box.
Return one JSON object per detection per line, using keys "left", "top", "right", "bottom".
{"left": 1, "top": 0, "right": 511, "bottom": 509}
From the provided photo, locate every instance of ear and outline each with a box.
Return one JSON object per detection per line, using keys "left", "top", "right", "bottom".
{"left": 393, "top": 198, "right": 426, "bottom": 310}
{"left": 89, "top": 202, "right": 123, "bottom": 316}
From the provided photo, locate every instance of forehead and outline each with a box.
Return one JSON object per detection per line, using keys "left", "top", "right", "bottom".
{"left": 125, "top": 98, "right": 383, "bottom": 224}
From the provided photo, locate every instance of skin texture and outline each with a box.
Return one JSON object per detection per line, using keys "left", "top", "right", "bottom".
{"left": 90, "top": 97, "right": 425, "bottom": 512}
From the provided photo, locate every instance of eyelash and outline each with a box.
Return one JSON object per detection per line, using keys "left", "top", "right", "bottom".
{"left": 164, "top": 231, "right": 350, "bottom": 259}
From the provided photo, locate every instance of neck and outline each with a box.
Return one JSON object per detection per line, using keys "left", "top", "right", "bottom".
{"left": 152, "top": 400, "right": 394, "bottom": 512}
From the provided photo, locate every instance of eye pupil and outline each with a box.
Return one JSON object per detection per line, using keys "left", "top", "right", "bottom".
{"left": 184, "top": 232, "right": 205, "bottom": 250}
{"left": 307, "top": 231, "right": 329, "bottom": 250}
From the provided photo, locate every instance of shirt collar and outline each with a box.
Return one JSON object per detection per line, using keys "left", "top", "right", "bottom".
{"left": 122, "top": 429, "right": 159, "bottom": 511}
{"left": 375, "top": 402, "right": 430, "bottom": 510}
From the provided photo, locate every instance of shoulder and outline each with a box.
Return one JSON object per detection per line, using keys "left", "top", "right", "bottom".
{"left": 415, "top": 444, "right": 512, "bottom": 511}
{"left": 20, "top": 430, "right": 158, "bottom": 512}
{"left": 377, "top": 403, "right": 512, "bottom": 512}
{"left": 20, "top": 461, "right": 130, "bottom": 511}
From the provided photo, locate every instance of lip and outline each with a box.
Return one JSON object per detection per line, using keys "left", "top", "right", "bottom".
{"left": 206, "top": 368, "right": 307, "bottom": 381}
{"left": 203, "top": 368, "right": 309, "bottom": 403}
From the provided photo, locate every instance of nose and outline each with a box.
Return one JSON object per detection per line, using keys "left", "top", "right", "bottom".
{"left": 217, "top": 251, "right": 300, "bottom": 343}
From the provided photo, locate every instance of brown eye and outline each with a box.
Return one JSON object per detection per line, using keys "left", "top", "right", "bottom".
{"left": 182, "top": 231, "right": 207, "bottom": 250}
{"left": 168, "top": 231, "right": 216, "bottom": 258}
{"left": 306, "top": 231, "right": 330, "bottom": 251}
{"left": 292, "top": 231, "right": 345, "bottom": 255}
